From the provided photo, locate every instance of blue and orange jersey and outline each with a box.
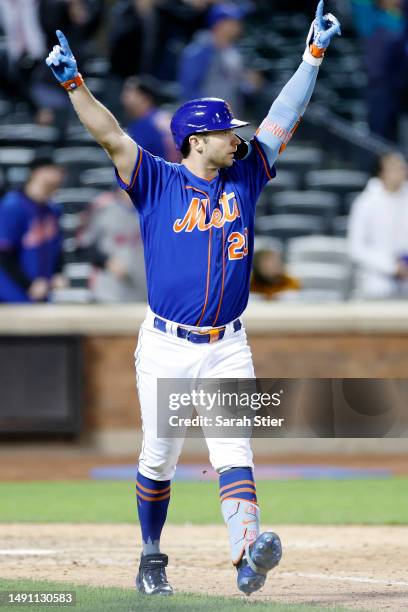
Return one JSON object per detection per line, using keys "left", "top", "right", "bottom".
{"left": 115, "top": 138, "right": 275, "bottom": 326}
{"left": 0, "top": 190, "right": 62, "bottom": 302}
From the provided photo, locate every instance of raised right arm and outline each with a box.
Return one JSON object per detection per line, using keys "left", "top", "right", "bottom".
{"left": 255, "top": 1, "right": 341, "bottom": 167}
{"left": 46, "top": 30, "right": 137, "bottom": 185}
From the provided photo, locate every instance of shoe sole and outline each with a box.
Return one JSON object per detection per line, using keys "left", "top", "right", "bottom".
{"left": 251, "top": 532, "right": 282, "bottom": 571}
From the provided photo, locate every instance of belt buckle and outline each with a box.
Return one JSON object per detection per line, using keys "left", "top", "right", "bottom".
{"left": 183, "top": 325, "right": 225, "bottom": 343}
{"left": 184, "top": 329, "right": 213, "bottom": 343}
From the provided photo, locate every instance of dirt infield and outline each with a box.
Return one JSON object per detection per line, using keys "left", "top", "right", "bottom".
{"left": 1, "top": 524, "right": 407, "bottom": 610}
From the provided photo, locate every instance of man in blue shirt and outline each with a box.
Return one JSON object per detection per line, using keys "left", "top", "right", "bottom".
{"left": 0, "top": 155, "right": 65, "bottom": 303}
{"left": 179, "top": 4, "right": 247, "bottom": 115}
{"left": 121, "top": 76, "right": 178, "bottom": 161}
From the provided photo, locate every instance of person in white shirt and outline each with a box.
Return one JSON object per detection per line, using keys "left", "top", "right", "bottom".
{"left": 348, "top": 152, "right": 408, "bottom": 299}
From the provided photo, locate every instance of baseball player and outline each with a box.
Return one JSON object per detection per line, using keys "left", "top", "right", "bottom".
{"left": 46, "top": 1, "right": 340, "bottom": 597}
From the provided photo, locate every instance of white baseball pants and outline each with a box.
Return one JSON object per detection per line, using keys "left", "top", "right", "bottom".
{"left": 135, "top": 308, "right": 255, "bottom": 481}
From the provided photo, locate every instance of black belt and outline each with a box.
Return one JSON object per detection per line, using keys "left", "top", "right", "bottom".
{"left": 153, "top": 316, "right": 242, "bottom": 344}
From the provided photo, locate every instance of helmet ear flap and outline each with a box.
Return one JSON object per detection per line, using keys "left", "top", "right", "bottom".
{"left": 234, "top": 135, "right": 250, "bottom": 160}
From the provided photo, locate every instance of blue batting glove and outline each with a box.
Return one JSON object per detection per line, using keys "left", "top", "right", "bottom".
{"left": 45, "top": 30, "right": 78, "bottom": 83}
{"left": 313, "top": 0, "right": 341, "bottom": 48}
{"left": 303, "top": 1, "right": 341, "bottom": 66}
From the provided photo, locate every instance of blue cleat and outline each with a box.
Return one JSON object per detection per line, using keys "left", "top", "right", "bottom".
{"left": 236, "top": 532, "right": 282, "bottom": 595}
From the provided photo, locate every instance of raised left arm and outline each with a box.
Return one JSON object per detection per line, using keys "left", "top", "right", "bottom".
{"left": 256, "top": 0, "right": 341, "bottom": 166}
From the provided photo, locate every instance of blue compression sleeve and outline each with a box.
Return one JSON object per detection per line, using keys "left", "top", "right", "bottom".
{"left": 257, "top": 61, "right": 319, "bottom": 166}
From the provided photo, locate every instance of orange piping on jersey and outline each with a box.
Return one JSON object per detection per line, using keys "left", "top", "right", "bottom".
{"left": 136, "top": 482, "right": 171, "bottom": 495}
{"left": 128, "top": 147, "right": 143, "bottom": 189}
{"left": 253, "top": 140, "right": 273, "bottom": 180}
{"left": 117, "top": 147, "right": 143, "bottom": 190}
{"left": 136, "top": 490, "right": 171, "bottom": 502}
{"left": 212, "top": 226, "right": 225, "bottom": 326}
{"left": 118, "top": 147, "right": 143, "bottom": 191}
{"left": 185, "top": 185, "right": 209, "bottom": 199}
{"left": 184, "top": 185, "right": 209, "bottom": 221}
{"left": 219, "top": 480, "right": 256, "bottom": 494}
{"left": 183, "top": 186, "right": 213, "bottom": 327}
{"left": 196, "top": 226, "right": 212, "bottom": 326}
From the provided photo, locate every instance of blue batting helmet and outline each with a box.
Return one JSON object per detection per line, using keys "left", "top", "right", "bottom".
{"left": 170, "top": 98, "right": 249, "bottom": 150}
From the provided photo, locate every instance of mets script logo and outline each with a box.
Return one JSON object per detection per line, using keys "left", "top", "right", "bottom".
{"left": 173, "top": 192, "right": 240, "bottom": 233}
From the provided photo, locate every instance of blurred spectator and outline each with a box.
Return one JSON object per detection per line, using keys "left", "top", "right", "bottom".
{"left": 30, "top": 0, "right": 103, "bottom": 127}
{"left": 0, "top": 155, "right": 66, "bottom": 303}
{"left": 352, "top": 0, "right": 408, "bottom": 141}
{"left": 39, "top": 0, "right": 103, "bottom": 65}
{"left": 0, "top": 0, "right": 46, "bottom": 112}
{"left": 250, "top": 248, "right": 300, "bottom": 300}
{"left": 121, "top": 76, "right": 179, "bottom": 161}
{"left": 109, "top": 0, "right": 207, "bottom": 81}
{"left": 77, "top": 188, "right": 147, "bottom": 303}
{"left": 348, "top": 152, "right": 408, "bottom": 299}
{"left": 179, "top": 3, "right": 262, "bottom": 115}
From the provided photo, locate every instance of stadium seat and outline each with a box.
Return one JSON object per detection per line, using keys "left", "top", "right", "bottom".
{"left": 55, "top": 147, "right": 110, "bottom": 186}
{"left": 0, "top": 148, "right": 35, "bottom": 167}
{"left": 279, "top": 288, "right": 347, "bottom": 302}
{"left": 305, "top": 169, "right": 369, "bottom": 195}
{"left": 54, "top": 147, "right": 109, "bottom": 166}
{"left": 60, "top": 213, "right": 82, "bottom": 232}
{"left": 257, "top": 170, "right": 300, "bottom": 212}
{"left": 62, "top": 237, "right": 78, "bottom": 254}
{"left": 265, "top": 169, "right": 300, "bottom": 191}
{"left": 270, "top": 190, "right": 340, "bottom": 231}
{"left": 332, "top": 215, "right": 349, "bottom": 237}
{"left": 6, "top": 166, "right": 30, "bottom": 188}
{"left": 83, "top": 57, "right": 110, "bottom": 77}
{"left": 328, "top": 71, "right": 366, "bottom": 100}
{"left": 0, "top": 124, "right": 58, "bottom": 147}
{"left": 255, "top": 214, "right": 325, "bottom": 243}
{"left": 0, "top": 99, "right": 12, "bottom": 117}
{"left": 54, "top": 188, "right": 101, "bottom": 213}
{"left": 343, "top": 191, "right": 361, "bottom": 215}
{"left": 287, "top": 235, "right": 350, "bottom": 266}
{"left": 63, "top": 263, "right": 92, "bottom": 289}
{"left": 271, "top": 13, "right": 309, "bottom": 36}
{"left": 66, "top": 124, "right": 99, "bottom": 146}
{"left": 79, "top": 167, "right": 116, "bottom": 189}
{"left": 254, "top": 236, "right": 284, "bottom": 253}
{"left": 85, "top": 77, "right": 105, "bottom": 97}
{"left": 51, "top": 287, "right": 92, "bottom": 303}
{"left": 275, "top": 146, "right": 323, "bottom": 177}
{"left": 286, "top": 261, "right": 351, "bottom": 299}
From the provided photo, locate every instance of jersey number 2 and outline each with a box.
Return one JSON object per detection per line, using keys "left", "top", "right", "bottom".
{"left": 228, "top": 228, "right": 248, "bottom": 260}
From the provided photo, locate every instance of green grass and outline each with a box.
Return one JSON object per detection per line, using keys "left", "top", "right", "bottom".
{"left": 0, "top": 579, "right": 359, "bottom": 612}
{"left": 0, "top": 478, "right": 407, "bottom": 524}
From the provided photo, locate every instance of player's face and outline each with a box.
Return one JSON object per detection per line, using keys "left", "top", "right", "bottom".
{"left": 201, "top": 130, "right": 241, "bottom": 168}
